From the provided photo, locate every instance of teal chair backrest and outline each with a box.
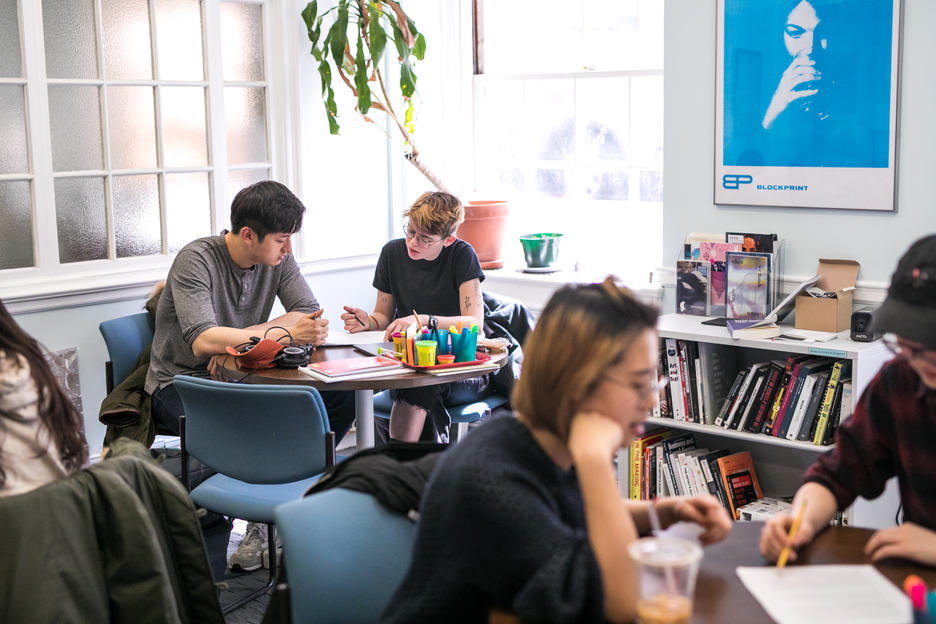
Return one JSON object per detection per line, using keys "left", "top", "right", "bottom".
{"left": 99, "top": 312, "right": 154, "bottom": 392}
{"left": 274, "top": 489, "right": 418, "bottom": 624}
{"left": 173, "top": 375, "right": 331, "bottom": 484}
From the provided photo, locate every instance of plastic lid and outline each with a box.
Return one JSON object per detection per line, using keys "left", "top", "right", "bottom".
{"left": 628, "top": 537, "right": 702, "bottom": 568}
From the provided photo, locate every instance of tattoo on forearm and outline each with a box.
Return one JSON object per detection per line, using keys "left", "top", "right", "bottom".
{"left": 464, "top": 296, "right": 470, "bottom": 311}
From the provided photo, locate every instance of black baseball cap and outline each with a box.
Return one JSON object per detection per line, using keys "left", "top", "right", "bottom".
{"left": 873, "top": 234, "right": 936, "bottom": 349}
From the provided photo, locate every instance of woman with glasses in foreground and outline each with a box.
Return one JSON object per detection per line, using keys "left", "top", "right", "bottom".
{"left": 382, "top": 278, "right": 731, "bottom": 623}
{"left": 761, "top": 234, "right": 936, "bottom": 567}
{"left": 341, "top": 191, "right": 488, "bottom": 442}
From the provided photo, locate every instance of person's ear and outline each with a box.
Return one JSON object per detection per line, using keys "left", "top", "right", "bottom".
{"left": 239, "top": 227, "right": 256, "bottom": 245}
{"left": 443, "top": 235, "right": 456, "bottom": 247}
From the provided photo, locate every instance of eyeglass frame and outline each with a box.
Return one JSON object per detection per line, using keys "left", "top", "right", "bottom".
{"left": 882, "top": 333, "right": 936, "bottom": 366}
{"left": 402, "top": 223, "right": 444, "bottom": 248}
{"left": 603, "top": 373, "right": 669, "bottom": 400}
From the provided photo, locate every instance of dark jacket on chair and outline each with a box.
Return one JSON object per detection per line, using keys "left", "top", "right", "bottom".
{"left": 0, "top": 439, "right": 223, "bottom": 624}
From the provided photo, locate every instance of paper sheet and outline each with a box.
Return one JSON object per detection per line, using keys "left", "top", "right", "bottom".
{"left": 736, "top": 565, "right": 911, "bottom": 624}
{"left": 323, "top": 330, "right": 386, "bottom": 346}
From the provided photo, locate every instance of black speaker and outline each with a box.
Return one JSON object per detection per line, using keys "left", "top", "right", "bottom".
{"left": 851, "top": 307, "right": 882, "bottom": 342}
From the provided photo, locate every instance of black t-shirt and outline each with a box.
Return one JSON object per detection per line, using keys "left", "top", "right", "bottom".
{"left": 373, "top": 238, "right": 484, "bottom": 319}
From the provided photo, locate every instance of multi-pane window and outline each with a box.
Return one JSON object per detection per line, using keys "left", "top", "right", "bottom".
{"left": 0, "top": 0, "right": 272, "bottom": 277}
{"left": 473, "top": 0, "right": 663, "bottom": 280}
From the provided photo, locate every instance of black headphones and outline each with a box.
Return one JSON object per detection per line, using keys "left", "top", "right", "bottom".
{"left": 273, "top": 346, "right": 311, "bottom": 369}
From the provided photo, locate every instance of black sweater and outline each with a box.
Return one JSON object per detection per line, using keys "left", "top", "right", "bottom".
{"left": 381, "top": 417, "right": 605, "bottom": 623}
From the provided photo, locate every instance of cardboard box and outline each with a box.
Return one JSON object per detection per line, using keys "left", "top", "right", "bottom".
{"left": 794, "top": 259, "right": 859, "bottom": 332}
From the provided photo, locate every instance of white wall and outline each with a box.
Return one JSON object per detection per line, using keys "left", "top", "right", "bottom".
{"left": 664, "top": 0, "right": 936, "bottom": 290}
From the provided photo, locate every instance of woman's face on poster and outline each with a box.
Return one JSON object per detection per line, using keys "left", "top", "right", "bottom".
{"left": 784, "top": 1, "right": 827, "bottom": 59}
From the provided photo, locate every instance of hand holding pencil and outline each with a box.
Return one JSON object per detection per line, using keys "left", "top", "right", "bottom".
{"left": 295, "top": 309, "right": 328, "bottom": 346}
{"left": 759, "top": 500, "right": 815, "bottom": 565}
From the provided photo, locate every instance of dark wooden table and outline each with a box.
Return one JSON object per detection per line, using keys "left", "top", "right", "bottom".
{"left": 694, "top": 521, "right": 936, "bottom": 622}
{"left": 216, "top": 345, "right": 507, "bottom": 448}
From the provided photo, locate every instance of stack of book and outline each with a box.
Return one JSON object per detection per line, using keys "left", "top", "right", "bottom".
{"left": 653, "top": 339, "right": 855, "bottom": 447}
{"left": 628, "top": 430, "right": 767, "bottom": 520}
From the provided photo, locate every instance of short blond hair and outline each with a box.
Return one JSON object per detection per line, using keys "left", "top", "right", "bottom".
{"left": 511, "top": 276, "right": 659, "bottom": 441}
{"left": 403, "top": 191, "right": 464, "bottom": 238}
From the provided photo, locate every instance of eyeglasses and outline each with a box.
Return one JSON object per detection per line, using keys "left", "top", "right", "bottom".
{"left": 604, "top": 374, "right": 669, "bottom": 400}
{"left": 402, "top": 224, "right": 442, "bottom": 248}
{"left": 882, "top": 333, "right": 936, "bottom": 366}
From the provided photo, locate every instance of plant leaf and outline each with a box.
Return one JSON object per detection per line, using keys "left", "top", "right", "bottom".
{"left": 328, "top": 2, "right": 349, "bottom": 66}
{"left": 404, "top": 98, "right": 415, "bottom": 135}
{"left": 366, "top": 6, "right": 386, "bottom": 66}
{"left": 354, "top": 33, "right": 372, "bottom": 113}
{"left": 301, "top": 1, "right": 318, "bottom": 38}
{"left": 389, "top": 19, "right": 409, "bottom": 61}
{"left": 325, "top": 85, "right": 340, "bottom": 134}
{"left": 399, "top": 59, "right": 416, "bottom": 98}
{"left": 317, "top": 60, "right": 332, "bottom": 95}
{"left": 413, "top": 32, "right": 426, "bottom": 60}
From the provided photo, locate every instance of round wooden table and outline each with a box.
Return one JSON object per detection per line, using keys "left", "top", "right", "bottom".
{"left": 215, "top": 345, "right": 508, "bottom": 448}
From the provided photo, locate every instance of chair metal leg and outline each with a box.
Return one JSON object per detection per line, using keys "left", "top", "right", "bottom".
{"left": 220, "top": 523, "right": 278, "bottom": 615}
{"left": 179, "top": 414, "right": 189, "bottom": 491}
{"left": 326, "top": 431, "right": 336, "bottom": 467}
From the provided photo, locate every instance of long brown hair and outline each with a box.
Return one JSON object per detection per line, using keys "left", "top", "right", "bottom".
{"left": 511, "top": 276, "right": 659, "bottom": 441}
{"left": 0, "top": 299, "right": 88, "bottom": 487}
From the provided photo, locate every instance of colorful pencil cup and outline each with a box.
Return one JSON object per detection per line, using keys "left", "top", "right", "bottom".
{"left": 449, "top": 330, "right": 478, "bottom": 363}
{"left": 415, "top": 340, "right": 438, "bottom": 366}
{"left": 433, "top": 329, "right": 450, "bottom": 356}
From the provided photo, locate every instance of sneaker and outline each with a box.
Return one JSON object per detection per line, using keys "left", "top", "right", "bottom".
{"left": 262, "top": 544, "right": 283, "bottom": 570}
{"left": 229, "top": 522, "right": 266, "bottom": 572}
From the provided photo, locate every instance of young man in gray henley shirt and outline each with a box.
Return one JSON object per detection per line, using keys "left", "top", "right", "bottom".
{"left": 144, "top": 181, "right": 354, "bottom": 571}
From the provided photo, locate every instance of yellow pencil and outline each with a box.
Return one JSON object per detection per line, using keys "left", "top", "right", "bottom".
{"left": 412, "top": 309, "right": 423, "bottom": 333}
{"left": 777, "top": 501, "right": 807, "bottom": 569}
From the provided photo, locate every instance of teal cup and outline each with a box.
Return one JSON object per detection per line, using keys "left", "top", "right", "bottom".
{"left": 450, "top": 331, "right": 478, "bottom": 363}
{"left": 434, "top": 329, "right": 450, "bottom": 356}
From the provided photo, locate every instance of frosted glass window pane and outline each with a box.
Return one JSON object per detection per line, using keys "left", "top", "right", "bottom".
{"left": 108, "top": 86, "right": 158, "bottom": 169}
{"left": 576, "top": 77, "right": 629, "bottom": 163}
{"left": 0, "top": 86, "right": 28, "bottom": 174}
{"left": 102, "top": 0, "right": 153, "bottom": 80}
{"left": 0, "top": 180, "right": 34, "bottom": 269}
{"left": 220, "top": 2, "right": 264, "bottom": 81}
{"left": 54, "top": 177, "right": 107, "bottom": 263}
{"left": 43, "top": 0, "right": 98, "bottom": 79}
{"left": 113, "top": 174, "right": 161, "bottom": 257}
{"left": 225, "top": 87, "right": 268, "bottom": 164}
{"left": 49, "top": 86, "right": 103, "bottom": 172}
{"left": 227, "top": 168, "right": 269, "bottom": 210}
{"left": 631, "top": 76, "right": 664, "bottom": 164}
{"left": 160, "top": 87, "right": 208, "bottom": 166}
{"left": 165, "top": 172, "right": 211, "bottom": 252}
{"left": 155, "top": 0, "right": 205, "bottom": 80}
{"left": 0, "top": 0, "right": 23, "bottom": 77}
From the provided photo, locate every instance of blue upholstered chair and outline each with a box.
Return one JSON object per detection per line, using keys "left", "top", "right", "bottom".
{"left": 373, "top": 389, "right": 509, "bottom": 443}
{"left": 99, "top": 311, "right": 154, "bottom": 393}
{"left": 274, "top": 488, "right": 417, "bottom": 624}
{"left": 173, "top": 375, "right": 336, "bottom": 613}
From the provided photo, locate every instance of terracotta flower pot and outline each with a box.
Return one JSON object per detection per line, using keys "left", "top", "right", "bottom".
{"left": 456, "top": 200, "right": 509, "bottom": 270}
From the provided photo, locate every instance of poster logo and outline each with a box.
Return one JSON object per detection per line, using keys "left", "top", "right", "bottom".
{"left": 722, "top": 174, "right": 753, "bottom": 189}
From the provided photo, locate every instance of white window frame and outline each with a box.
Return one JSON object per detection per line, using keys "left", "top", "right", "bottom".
{"left": 1, "top": 0, "right": 296, "bottom": 306}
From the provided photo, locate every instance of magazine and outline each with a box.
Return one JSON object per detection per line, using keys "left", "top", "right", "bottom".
{"left": 725, "top": 252, "right": 770, "bottom": 319}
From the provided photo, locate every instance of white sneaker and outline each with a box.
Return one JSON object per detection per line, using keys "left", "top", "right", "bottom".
{"left": 229, "top": 522, "right": 267, "bottom": 572}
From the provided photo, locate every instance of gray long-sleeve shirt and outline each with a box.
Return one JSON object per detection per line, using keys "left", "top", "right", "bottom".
{"left": 144, "top": 233, "right": 318, "bottom": 393}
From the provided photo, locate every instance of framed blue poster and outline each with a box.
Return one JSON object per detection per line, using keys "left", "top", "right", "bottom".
{"left": 715, "top": 0, "right": 901, "bottom": 211}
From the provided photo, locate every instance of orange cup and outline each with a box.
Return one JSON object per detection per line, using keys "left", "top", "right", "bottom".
{"left": 436, "top": 354, "right": 456, "bottom": 365}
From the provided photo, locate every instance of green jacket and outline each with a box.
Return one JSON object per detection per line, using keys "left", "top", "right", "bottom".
{"left": 0, "top": 439, "right": 223, "bottom": 623}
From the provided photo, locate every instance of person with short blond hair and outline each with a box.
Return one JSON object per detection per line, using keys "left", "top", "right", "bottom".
{"left": 342, "top": 191, "right": 487, "bottom": 442}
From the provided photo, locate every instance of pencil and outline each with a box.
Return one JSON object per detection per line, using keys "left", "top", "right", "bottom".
{"left": 412, "top": 309, "right": 423, "bottom": 333}
{"left": 777, "top": 501, "right": 807, "bottom": 569}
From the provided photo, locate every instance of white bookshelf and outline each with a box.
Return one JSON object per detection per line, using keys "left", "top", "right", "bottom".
{"left": 623, "top": 313, "right": 899, "bottom": 529}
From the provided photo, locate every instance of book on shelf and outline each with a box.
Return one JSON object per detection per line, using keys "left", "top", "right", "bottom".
{"left": 643, "top": 441, "right": 664, "bottom": 499}
{"left": 692, "top": 344, "right": 706, "bottom": 424}
{"left": 698, "top": 342, "right": 737, "bottom": 424}
{"left": 724, "top": 362, "right": 769, "bottom": 430}
{"left": 655, "top": 443, "right": 670, "bottom": 497}
{"left": 762, "top": 354, "right": 811, "bottom": 435}
{"left": 662, "top": 433, "right": 697, "bottom": 497}
{"left": 737, "top": 496, "right": 792, "bottom": 521}
{"left": 664, "top": 338, "right": 689, "bottom": 422}
{"left": 717, "top": 451, "right": 764, "bottom": 520}
{"left": 714, "top": 368, "right": 748, "bottom": 427}
{"left": 629, "top": 429, "right": 672, "bottom": 500}
{"left": 734, "top": 366, "right": 769, "bottom": 431}
{"left": 792, "top": 369, "right": 831, "bottom": 441}
{"left": 811, "top": 360, "right": 851, "bottom": 445}
{"left": 698, "top": 449, "right": 732, "bottom": 512}
{"left": 783, "top": 371, "right": 822, "bottom": 442}
{"left": 677, "top": 341, "right": 697, "bottom": 422}
{"left": 680, "top": 449, "right": 712, "bottom": 496}
{"left": 772, "top": 357, "right": 833, "bottom": 438}
{"left": 816, "top": 375, "right": 852, "bottom": 446}
{"left": 747, "top": 360, "right": 785, "bottom": 433}
{"left": 726, "top": 317, "right": 781, "bottom": 339}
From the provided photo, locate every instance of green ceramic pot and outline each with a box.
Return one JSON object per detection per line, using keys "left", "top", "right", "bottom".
{"left": 519, "top": 233, "right": 563, "bottom": 268}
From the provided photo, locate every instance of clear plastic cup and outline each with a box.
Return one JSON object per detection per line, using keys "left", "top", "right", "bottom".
{"left": 628, "top": 536, "right": 702, "bottom": 624}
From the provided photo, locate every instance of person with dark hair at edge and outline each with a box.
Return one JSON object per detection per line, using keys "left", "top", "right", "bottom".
{"left": 144, "top": 180, "right": 355, "bottom": 572}
{"left": 761, "top": 235, "right": 936, "bottom": 567}
{"left": 0, "top": 298, "right": 89, "bottom": 497}
{"left": 341, "top": 191, "right": 488, "bottom": 443}
{"left": 382, "top": 277, "right": 732, "bottom": 623}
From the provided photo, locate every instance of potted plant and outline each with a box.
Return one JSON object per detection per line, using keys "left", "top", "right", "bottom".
{"left": 301, "top": 0, "right": 509, "bottom": 268}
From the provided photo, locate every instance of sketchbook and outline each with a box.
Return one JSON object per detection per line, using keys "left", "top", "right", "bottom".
{"left": 323, "top": 330, "right": 386, "bottom": 347}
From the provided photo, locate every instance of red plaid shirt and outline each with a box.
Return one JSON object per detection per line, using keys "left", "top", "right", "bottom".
{"left": 804, "top": 358, "right": 936, "bottom": 528}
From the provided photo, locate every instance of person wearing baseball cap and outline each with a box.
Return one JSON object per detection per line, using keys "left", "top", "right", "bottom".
{"left": 760, "top": 234, "right": 936, "bottom": 566}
